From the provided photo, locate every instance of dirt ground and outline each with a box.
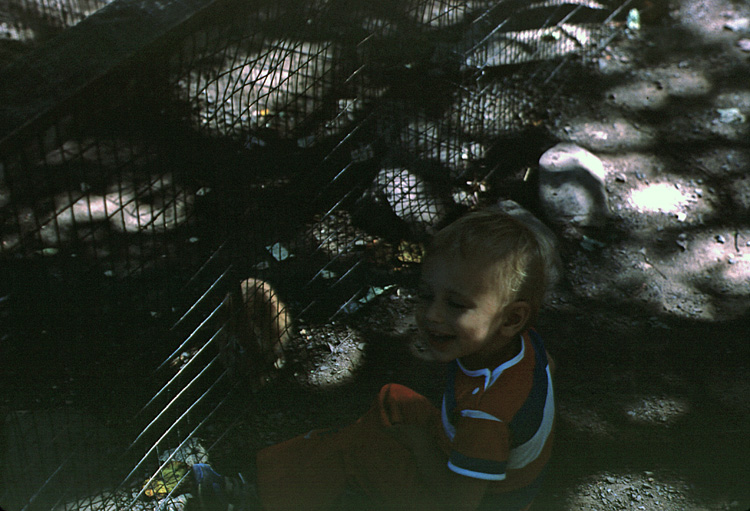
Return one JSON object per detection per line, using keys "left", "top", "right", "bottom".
{"left": 212, "top": 1, "right": 750, "bottom": 510}
{"left": 2, "top": 0, "right": 748, "bottom": 509}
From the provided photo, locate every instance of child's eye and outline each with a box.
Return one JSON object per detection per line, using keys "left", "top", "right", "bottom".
{"left": 447, "top": 299, "right": 468, "bottom": 310}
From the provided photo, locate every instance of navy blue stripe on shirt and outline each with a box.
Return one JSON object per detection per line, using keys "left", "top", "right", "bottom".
{"left": 508, "top": 330, "right": 549, "bottom": 447}
{"left": 444, "top": 361, "right": 458, "bottom": 420}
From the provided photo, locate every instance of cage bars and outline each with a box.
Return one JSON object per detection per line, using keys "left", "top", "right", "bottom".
{"left": 1, "top": 0, "right": 628, "bottom": 509}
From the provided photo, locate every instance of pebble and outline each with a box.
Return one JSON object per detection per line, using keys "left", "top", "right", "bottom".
{"left": 724, "top": 17, "right": 750, "bottom": 31}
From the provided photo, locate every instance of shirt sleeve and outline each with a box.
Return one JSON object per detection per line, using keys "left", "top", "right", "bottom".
{"left": 447, "top": 411, "right": 509, "bottom": 481}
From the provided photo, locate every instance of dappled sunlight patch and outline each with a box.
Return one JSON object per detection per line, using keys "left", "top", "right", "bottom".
{"left": 566, "top": 471, "right": 702, "bottom": 511}
{"left": 657, "top": 278, "right": 716, "bottom": 320}
{"left": 605, "top": 68, "right": 711, "bottom": 111}
{"left": 556, "top": 116, "right": 657, "bottom": 151}
{"left": 627, "top": 182, "right": 693, "bottom": 215}
{"left": 686, "top": 235, "right": 750, "bottom": 286}
{"left": 0, "top": 23, "right": 36, "bottom": 42}
{"left": 662, "top": 67, "right": 712, "bottom": 98}
{"left": 602, "top": 228, "right": 750, "bottom": 321}
{"left": 620, "top": 178, "right": 717, "bottom": 229}
{"left": 717, "top": 252, "right": 750, "bottom": 284}
{"left": 558, "top": 404, "right": 615, "bottom": 438}
{"left": 662, "top": 233, "right": 750, "bottom": 320}
{"left": 606, "top": 80, "right": 670, "bottom": 110}
{"left": 290, "top": 322, "right": 366, "bottom": 388}
{"left": 623, "top": 395, "right": 690, "bottom": 426}
{"left": 708, "top": 111, "right": 749, "bottom": 142}
{"left": 605, "top": 160, "right": 718, "bottom": 228}
{"left": 564, "top": 221, "right": 748, "bottom": 321}
{"left": 714, "top": 90, "right": 750, "bottom": 112}
{"left": 679, "top": 0, "right": 750, "bottom": 40}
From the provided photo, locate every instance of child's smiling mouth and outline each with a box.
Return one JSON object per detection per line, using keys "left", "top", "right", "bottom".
{"left": 426, "top": 332, "right": 456, "bottom": 350}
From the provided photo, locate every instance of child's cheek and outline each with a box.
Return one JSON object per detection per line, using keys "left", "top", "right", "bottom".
{"left": 453, "top": 313, "right": 473, "bottom": 333}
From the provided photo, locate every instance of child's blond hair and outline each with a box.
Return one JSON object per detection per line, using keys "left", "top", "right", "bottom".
{"left": 426, "top": 208, "right": 557, "bottom": 325}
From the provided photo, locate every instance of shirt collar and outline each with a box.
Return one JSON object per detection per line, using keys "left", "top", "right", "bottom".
{"left": 456, "top": 334, "right": 526, "bottom": 390}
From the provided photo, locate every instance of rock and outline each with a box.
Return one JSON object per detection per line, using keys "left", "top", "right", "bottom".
{"left": 356, "top": 166, "right": 456, "bottom": 239}
{"left": 717, "top": 108, "right": 746, "bottom": 124}
{"left": 724, "top": 18, "right": 750, "bottom": 32}
{"left": 538, "top": 143, "right": 609, "bottom": 227}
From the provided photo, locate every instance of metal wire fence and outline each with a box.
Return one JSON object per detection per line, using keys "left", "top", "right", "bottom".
{"left": 0, "top": 0, "right": 628, "bottom": 509}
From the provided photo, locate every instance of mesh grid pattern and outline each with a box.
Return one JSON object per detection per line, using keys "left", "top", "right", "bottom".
{"left": 0, "top": 0, "right": 625, "bottom": 508}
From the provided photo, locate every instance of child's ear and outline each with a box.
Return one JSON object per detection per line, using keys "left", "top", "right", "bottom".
{"left": 500, "top": 301, "right": 531, "bottom": 337}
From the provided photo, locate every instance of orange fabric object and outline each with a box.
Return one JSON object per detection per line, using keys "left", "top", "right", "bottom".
{"left": 256, "top": 384, "right": 442, "bottom": 510}
{"left": 256, "top": 426, "right": 348, "bottom": 511}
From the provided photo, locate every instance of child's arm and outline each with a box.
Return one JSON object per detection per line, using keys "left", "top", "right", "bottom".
{"left": 388, "top": 424, "right": 489, "bottom": 511}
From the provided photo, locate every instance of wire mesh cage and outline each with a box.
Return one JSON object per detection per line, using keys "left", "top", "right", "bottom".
{"left": 0, "top": 0, "right": 114, "bottom": 71}
{"left": 1, "top": 0, "right": 628, "bottom": 509}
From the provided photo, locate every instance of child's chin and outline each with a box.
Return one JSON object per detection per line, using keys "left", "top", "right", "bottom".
{"left": 409, "top": 340, "right": 456, "bottom": 363}
{"left": 409, "top": 340, "right": 442, "bottom": 362}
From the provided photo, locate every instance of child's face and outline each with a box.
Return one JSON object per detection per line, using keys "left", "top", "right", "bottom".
{"left": 415, "top": 253, "right": 520, "bottom": 369}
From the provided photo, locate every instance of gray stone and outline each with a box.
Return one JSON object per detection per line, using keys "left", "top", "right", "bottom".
{"left": 538, "top": 143, "right": 609, "bottom": 227}
{"left": 364, "top": 166, "right": 455, "bottom": 237}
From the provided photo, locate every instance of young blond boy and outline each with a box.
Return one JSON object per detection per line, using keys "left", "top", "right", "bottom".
{"left": 251, "top": 209, "right": 556, "bottom": 511}
{"left": 197, "top": 209, "right": 556, "bottom": 511}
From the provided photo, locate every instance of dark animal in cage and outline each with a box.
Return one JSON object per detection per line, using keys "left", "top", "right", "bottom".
{"left": 221, "top": 277, "right": 293, "bottom": 387}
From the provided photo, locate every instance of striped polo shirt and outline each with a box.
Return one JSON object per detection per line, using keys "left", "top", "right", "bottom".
{"left": 442, "top": 329, "right": 555, "bottom": 495}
